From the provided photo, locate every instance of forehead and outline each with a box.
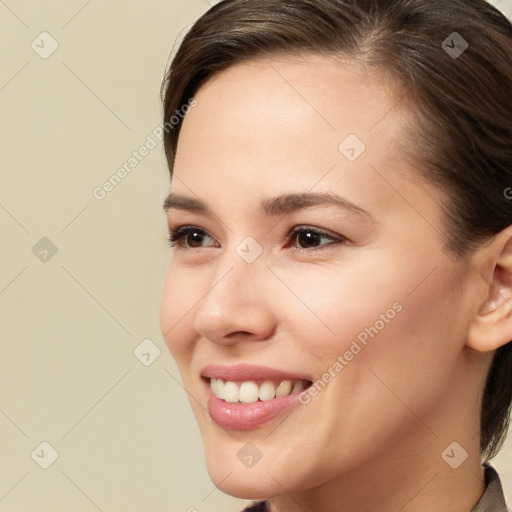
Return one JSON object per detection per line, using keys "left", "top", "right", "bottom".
{"left": 171, "top": 54, "right": 441, "bottom": 228}
{"left": 175, "top": 53, "right": 408, "bottom": 171}
{"left": 185, "top": 54, "right": 403, "bottom": 134}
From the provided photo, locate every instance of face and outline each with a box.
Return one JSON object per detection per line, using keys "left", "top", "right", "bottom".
{"left": 160, "top": 54, "right": 483, "bottom": 498}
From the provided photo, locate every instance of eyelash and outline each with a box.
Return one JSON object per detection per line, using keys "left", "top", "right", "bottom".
{"left": 167, "top": 225, "right": 346, "bottom": 253}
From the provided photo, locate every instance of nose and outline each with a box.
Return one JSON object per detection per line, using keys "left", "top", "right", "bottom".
{"left": 193, "top": 258, "right": 277, "bottom": 346}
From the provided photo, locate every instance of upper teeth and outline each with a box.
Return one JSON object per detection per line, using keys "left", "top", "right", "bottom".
{"left": 210, "top": 378, "right": 307, "bottom": 404}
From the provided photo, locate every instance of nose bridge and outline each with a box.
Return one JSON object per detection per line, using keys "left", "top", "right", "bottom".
{"left": 210, "top": 234, "right": 271, "bottom": 301}
{"left": 204, "top": 248, "right": 268, "bottom": 315}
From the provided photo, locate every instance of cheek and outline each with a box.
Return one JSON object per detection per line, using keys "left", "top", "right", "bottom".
{"left": 275, "top": 259, "right": 407, "bottom": 363}
{"left": 159, "top": 263, "right": 199, "bottom": 361}
{"left": 326, "top": 262, "right": 467, "bottom": 424}
{"left": 269, "top": 261, "right": 466, "bottom": 474}
{"left": 282, "top": 257, "right": 465, "bottom": 407}
{"left": 366, "top": 269, "right": 467, "bottom": 395}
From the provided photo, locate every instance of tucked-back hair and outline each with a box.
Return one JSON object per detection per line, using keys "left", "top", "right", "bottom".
{"left": 161, "top": 0, "right": 512, "bottom": 459}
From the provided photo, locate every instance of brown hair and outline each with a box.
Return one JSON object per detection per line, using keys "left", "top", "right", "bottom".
{"left": 161, "top": 0, "right": 512, "bottom": 459}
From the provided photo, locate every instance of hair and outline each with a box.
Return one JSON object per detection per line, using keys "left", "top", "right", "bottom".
{"left": 161, "top": 0, "right": 512, "bottom": 459}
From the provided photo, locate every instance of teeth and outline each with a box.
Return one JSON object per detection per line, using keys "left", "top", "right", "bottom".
{"left": 239, "top": 381, "right": 259, "bottom": 403}
{"left": 258, "top": 381, "right": 276, "bottom": 401}
{"left": 223, "top": 381, "right": 239, "bottom": 403}
{"left": 210, "top": 377, "right": 224, "bottom": 399}
{"left": 275, "top": 380, "right": 292, "bottom": 397}
{"left": 209, "top": 378, "right": 308, "bottom": 404}
{"left": 292, "top": 380, "right": 304, "bottom": 394}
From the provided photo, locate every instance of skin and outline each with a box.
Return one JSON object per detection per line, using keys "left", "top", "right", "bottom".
{"left": 159, "top": 54, "right": 512, "bottom": 512}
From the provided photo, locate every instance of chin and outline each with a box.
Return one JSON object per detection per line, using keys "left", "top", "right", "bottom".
{"left": 202, "top": 447, "right": 282, "bottom": 499}
{"left": 206, "top": 466, "right": 276, "bottom": 501}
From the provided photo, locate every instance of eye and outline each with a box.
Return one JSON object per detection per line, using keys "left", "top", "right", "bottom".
{"left": 167, "top": 225, "right": 346, "bottom": 251}
{"left": 286, "top": 226, "right": 346, "bottom": 252}
{"left": 167, "top": 225, "right": 218, "bottom": 249}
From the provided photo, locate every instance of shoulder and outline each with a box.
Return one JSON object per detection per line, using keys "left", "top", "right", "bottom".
{"left": 471, "top": 462, "right": 510, "bottom": 512}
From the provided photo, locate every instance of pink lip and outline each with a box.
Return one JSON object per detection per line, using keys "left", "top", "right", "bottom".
{"left": 201, "top": 363, "right": 313, "bottom": 382}
{"left": 204, "top": 380, "right": 305, "bottom": 430}
{"left": 201, "top": 363, "right": 313, "bottom": 431}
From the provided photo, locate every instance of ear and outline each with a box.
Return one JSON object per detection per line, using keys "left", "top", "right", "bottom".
{"left": 467, "top": 225, "right": 512, "bottom": 352}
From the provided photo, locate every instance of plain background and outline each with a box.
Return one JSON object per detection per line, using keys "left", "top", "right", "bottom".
{"left": 0, "top": 1, "right": 511, "bottom": 511}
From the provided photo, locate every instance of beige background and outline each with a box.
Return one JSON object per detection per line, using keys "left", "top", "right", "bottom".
{"left": 0, "top": 1, "right": 511, "bottom": 511}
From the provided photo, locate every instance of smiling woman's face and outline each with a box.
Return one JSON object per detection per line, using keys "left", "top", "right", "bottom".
{"left": 159, "top": 55, "right": 488, "bottom": 499}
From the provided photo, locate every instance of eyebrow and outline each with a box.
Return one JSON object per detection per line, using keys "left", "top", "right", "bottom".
{"left": 163, "top": 192, "right": 373, "bottom": 220}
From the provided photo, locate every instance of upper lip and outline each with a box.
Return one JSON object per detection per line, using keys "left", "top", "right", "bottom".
{"left": 201, "top": 363, "right": 313, "bottom": 382}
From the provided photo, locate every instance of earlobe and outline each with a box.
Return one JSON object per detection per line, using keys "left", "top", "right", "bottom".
{"left": 467, "top": 226, "right": 512, "bottom": 352}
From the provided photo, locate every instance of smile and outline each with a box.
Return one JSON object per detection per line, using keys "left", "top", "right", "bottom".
{"left": 201, "top": 364, "right": 313, "bottom": 430}
{"left": 209, "top": 377, "right": 311, "bottom": 404}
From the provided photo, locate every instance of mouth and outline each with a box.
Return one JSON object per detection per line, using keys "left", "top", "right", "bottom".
{"left": 205, "top": 377, "right": 312, "bottom": 404}
{"left": 201, "top": 364, "right": 314, "bottom": 430}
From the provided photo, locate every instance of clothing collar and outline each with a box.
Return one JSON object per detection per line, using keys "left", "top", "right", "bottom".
{"left": 471, "top": 463, "right": 510, "bottom": 512}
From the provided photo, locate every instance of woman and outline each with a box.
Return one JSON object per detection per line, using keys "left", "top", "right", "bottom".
{"left": 159, "top": 0, "right": 512, "bottom": 510}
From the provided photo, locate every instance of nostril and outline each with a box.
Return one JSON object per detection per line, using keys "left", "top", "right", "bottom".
{"left": 226, "top": 331, "right": 253, "bottom": 338}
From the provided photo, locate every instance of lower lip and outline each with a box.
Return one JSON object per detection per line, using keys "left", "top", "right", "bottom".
{"left": 204, "top": 380, "right": 304, "bottom": 430}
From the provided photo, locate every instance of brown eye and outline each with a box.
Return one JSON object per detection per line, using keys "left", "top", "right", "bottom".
{"left": 186, "top": 229, "right": 207, "bottom": 247}
{"left": 168, "top": 226, "right": 217, "bottom": 249}
{"left": 296, "top": 230, "right": 322, "bottom": 249}
{"left": 287, "top": 226, "right": 346, "bottom": 252}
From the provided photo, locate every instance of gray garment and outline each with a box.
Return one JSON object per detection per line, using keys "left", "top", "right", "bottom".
{"left": 242, "top": 463, "right": 510, "bottom": 512}
{"left": 471, "top": 463, "right": 510, "bottom": 512}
